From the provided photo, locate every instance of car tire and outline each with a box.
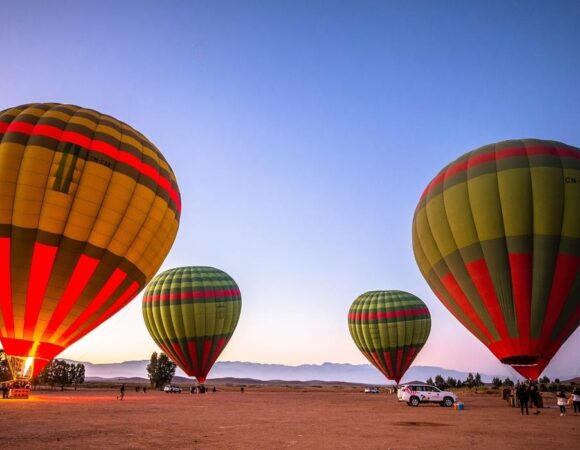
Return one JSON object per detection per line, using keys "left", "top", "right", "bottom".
{"left": 408, "top": 396, "right": 420, "bottom": 407}
{"left": 443, "top": 397, "right": 454, "bottom": 407}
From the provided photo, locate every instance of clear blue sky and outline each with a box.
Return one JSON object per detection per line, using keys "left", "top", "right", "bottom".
{"left": 1, "top": 0, "right": 579, "bottom": 379}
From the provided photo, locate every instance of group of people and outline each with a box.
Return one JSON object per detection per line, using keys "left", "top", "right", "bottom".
{"left": 515, "top": 381, "right": 580, "bottom": 417}
{"left": 1, "top": 381, "right": 31, "bottom": 399}
{"left": 189, "top": 385, "right": 216, "bottom": 394}
{"left": 556, "top": 387, "right": 580, "bottom": 417}
{"left": 515, "top": 380, "right": 542, "bottom": 415}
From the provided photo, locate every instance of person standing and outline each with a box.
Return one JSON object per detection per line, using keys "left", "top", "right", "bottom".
{"left": 118, "top": 383, "right": 125, "bottom": 400}
{"left": 556, "top": 391, "right": 567, "bottom": 416}
{"left": 572, "top": 387, "right": 580, "bottom": 416}
{"left": 516, "top": 383, "right": 530, "bottom": 415}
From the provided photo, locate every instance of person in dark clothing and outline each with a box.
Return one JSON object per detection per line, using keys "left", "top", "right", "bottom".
{"left": 2, "top": 384, "right": 8, "bottom": 399}
{"left": 529, "top": 382, "right": 541, "bottom": 414}
{"left": 516, "top": 383, "right": 530, "bottom": 415}
{"left": 118, "top": 383, "right": 125, "bottom": 400}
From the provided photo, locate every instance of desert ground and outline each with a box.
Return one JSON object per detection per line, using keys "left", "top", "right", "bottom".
{"left": 0, "top": 386, "right": 577, "bottom": 449}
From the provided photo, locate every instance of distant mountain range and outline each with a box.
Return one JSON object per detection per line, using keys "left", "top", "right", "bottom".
{"left": 73, "top": 360, "right": 509, "bottom": 384}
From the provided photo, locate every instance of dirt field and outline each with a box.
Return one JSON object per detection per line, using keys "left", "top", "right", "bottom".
{"left": 0, "top": 388, "right": 577, "bottom": 449}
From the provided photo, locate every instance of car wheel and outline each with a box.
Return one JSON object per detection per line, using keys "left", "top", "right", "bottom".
{"left": 408, "top": 396, "right": 420, "bottom": 407}
{"left": 443, "top": 397, "right": 454, "bottom": 407}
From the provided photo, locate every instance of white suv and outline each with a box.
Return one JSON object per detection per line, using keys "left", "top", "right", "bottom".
{"left": 398, "top": 383, "right": 457, "bottom": 407}
{"left": 163, "top": 385, "right": 182, "bottom": 393}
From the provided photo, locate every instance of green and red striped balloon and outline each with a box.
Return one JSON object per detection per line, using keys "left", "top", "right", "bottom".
{"left": 142, "top": 266, "right": 241, "bottom": 384}
{"left": 348, "top": 291, "right": 431, "bottom": 384}
{"left": 413, "top": 139, "right": 580, "bottom": 379}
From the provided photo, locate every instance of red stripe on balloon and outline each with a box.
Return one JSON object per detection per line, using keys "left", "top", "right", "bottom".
{"left": 382, "top": 351, "right": 394, "bottom": 379}
{"left": 0, "top": 237, "right": 14, "bottom": 335}
{"left": 440, "top": 272, "right": 495, "bottom": 342}
{"left": 23, "top": 243, "right": 58, "bottom": 341}
{"left": 540, "top": 254, "right": 580, "bottom": 342}
{"left": 200, "top": 339, "right": 213, "bottom": 374}
{"left": 395, "top": 348, "right": 403, "bottom": 377}
{"left": 508, "top": 253, "right": 532, "bottom": 340}
{"left": 145, "top": 289, "right": 241, "bottom": 303}
{"left": 84, "top": 281, "right": 140, "bottom": 335}
{"left": 207, "top": 337, "right": 226, "bottom": 371}
{"left": 348, "top": 308, "right": 429, "bottom": 321}
{"left": 170, "top": 341, "right": 192, "bottom": 375}
{"left": 58, "top": 269, "right": 128, "bottom": 346}
{"left": 186, "top": 339, "right": 199, "bottom": 374}
{"left": 41, "top": 255, "right": 100, "bottom": 342}
{"left": 402, "top": 347, "right": 417, "bottom": 374}
{"left": 465, "top": 258, "right": 510, "bottom": 340}
{"left": 420, "top": 145, "right": 580, "bottom": 200}
{"left": 0, "top": 121, "right": 181, "bottom": 212}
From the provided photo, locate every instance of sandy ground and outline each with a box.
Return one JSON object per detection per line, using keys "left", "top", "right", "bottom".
{"left": 0, "top": 388, "right": 578, "bottom": 449}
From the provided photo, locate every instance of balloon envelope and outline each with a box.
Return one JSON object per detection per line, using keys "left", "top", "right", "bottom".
{"left": 348, "top": 290, "right": 431, "bottom": 384}
{"left": 0, "top": 103, "right": 180, "bottom": 378}
{"left": 412, "top": 139, "right": 580, "bottom": 379}
{"left": 142, "top": 266, "right": 242, "bottom": 384}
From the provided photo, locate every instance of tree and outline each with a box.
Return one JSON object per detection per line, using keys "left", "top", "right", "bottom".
{"left": 0, "top": 350, "right": 11, "bottom": 382}
{"left": 539, "top": 375, "right": 550, "bottom": 384}
{"left": 474, "top": 373, "right": 482, "bottom": 387}
{"left": 465, "top": 372, "right": 475, "bottom": 388}
{"left": 503, "top": 377, "right": 514, "bottom": 387}
{"left": 68, "top": 363, "right": 85, "bottom": 390}
{"left": 492, "top": 377, "right": 503, "bottom": 388}
{"left": 434, "top": 375, "right": 447, "bottom": 390}
{"left": 446, "top": 377, "right": 457, "bottom": 388}
{"left": 425, "top": 377, "right": 434, "bottom": 386}
{"left": 147, "top": 352, "right": 176, "bottom": 389}
{"left": 32, "top": 359, "right": 85, "bottom": 390}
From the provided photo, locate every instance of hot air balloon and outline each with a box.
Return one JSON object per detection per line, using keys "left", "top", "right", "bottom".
{"left": 412, "top": 139, "right": 580, "bottom": 379}
{"left": 142, "top": 266, "right": 241, "bottom": 384}
{"left": 348, "top": 290, "right": 431, "bottom": 384}
{"left": 0, "top": 103, "right": 180, "bottom": 380}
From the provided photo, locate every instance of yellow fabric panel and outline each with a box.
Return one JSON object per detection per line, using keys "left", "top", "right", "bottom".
{"left": 38, "top": 190, "right": 74, "bottom": 234}
{"left": 12, "top": 145, "right": 52, "bottom": 228}
{"left": 561, "top": 168, "right": 580, "bottom": 239}
{"left": 0, "top": 144, "right": 23, "bottom": 224}
{"left": 87, "top": 172, "right": 136, "bottom": 249}
{"left": 19, "top": 106, "right": 47, "bottom": 118}
{"left": 42, "top": 109, "right": 71, "bottom": 123}
{"left": 125, "top": 196, "right": 169, "bottom": 273}
{"left": 467, "top": 173, "right": 505, "bottom": 241}
{"left": 530, "top": 167, "right": 564, "bottom": 236}
{"left": 425, "top": 192, "right": 457, "bottom": 257}
{"left": 68, "top": 115, "right": 100, "bottom": 132}
{"left": 497, "top": 168, "right": 533, "bottom": 237}
{"left": 442, "top": 181, "right": 479, "bottom": 249}
{"left": 63, "top": 167, "right": 110, "bottom": 241}
{"left": 414, "top": 206, "right": 444, "bottom": 267}
{"left": 411, "top": 223, "right": 431, "bottom": 277}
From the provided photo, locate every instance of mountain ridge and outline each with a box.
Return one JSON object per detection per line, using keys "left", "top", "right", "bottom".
{"left": 68, "top": 359, "right": 519, "bottom": 384}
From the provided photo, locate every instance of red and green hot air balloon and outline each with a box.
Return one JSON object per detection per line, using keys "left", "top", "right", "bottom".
{"left": 142, "top": 266, "right": 242, "bottom": 384}
{"left": 348, "top": 290, "right": 431, "bottom": 384}
{"left": 0, "top": 103, "right": 180, "bottom": 380}
{"left": 413, "top": 139, "right": 580, "bottom": 379}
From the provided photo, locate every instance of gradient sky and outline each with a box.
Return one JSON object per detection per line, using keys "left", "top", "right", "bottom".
{"left": 1, "top": 0, "right": 579, "bottom": 379}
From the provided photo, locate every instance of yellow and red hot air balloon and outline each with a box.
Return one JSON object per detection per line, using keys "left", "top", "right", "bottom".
{"left": 0, "top": 103, "right": 180, "bottom": 380}
{"left": 413, "top": 139, "right": 580, "bottom": 379}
